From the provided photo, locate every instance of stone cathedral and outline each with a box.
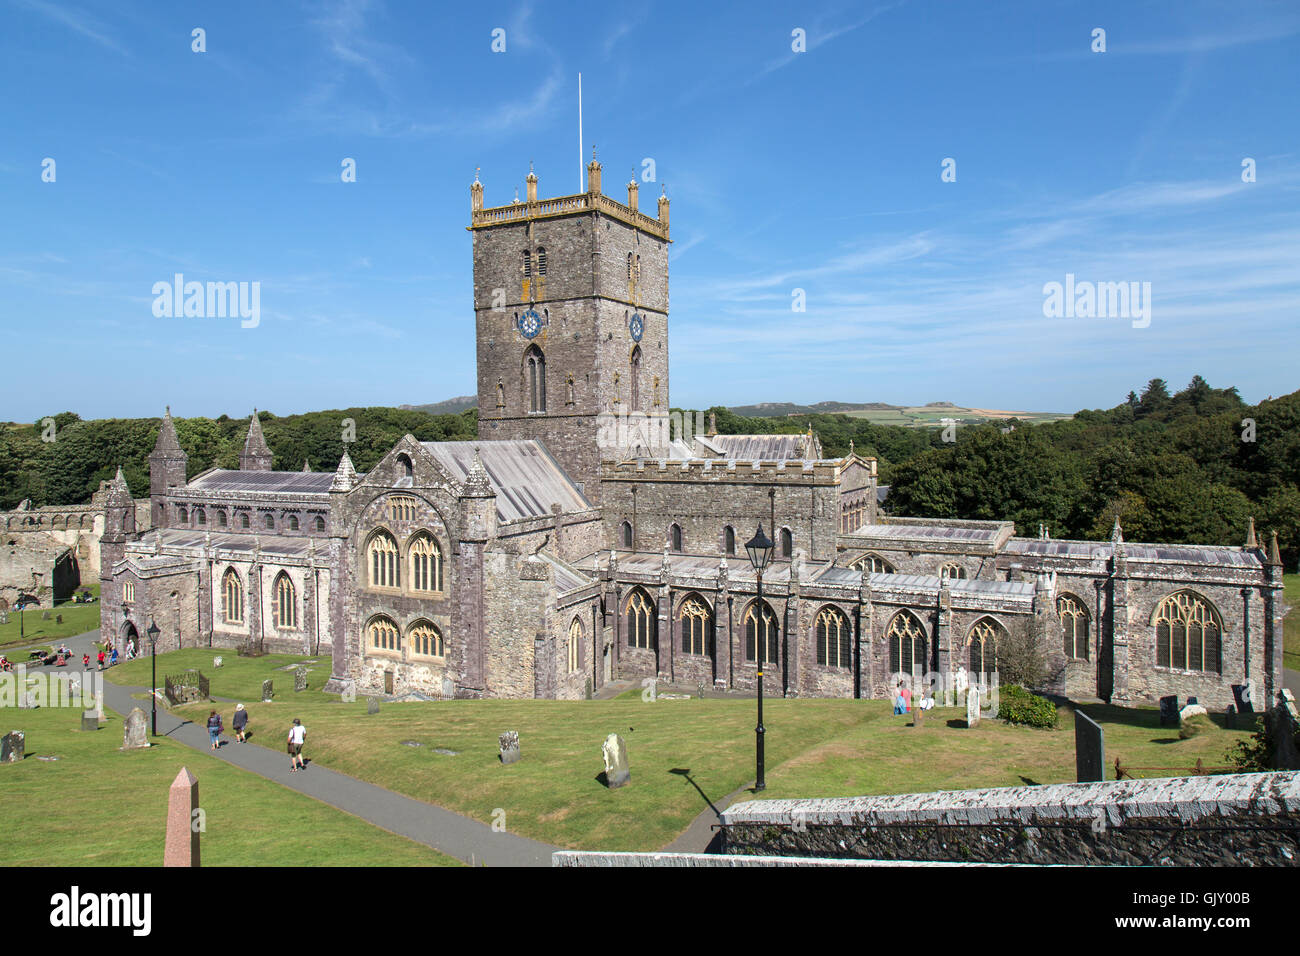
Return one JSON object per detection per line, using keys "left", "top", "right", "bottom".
{"left": 101, "top": 157, "right": 1288, "bottom": 709}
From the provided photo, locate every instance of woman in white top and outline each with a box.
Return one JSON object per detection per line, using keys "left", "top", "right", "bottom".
{"left": 287, "top": 719, "right": 306, "bottom": 771}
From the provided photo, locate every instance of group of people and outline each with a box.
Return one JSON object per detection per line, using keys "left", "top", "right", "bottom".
{"left": 893, "top": 681, "right": 936, "bottom": 715}
{"left": 203, "top": 707, "right": 308, "bottom": 772}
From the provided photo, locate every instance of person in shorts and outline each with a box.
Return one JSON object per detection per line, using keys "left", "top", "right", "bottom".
{"left": 288, "top": 718, "right": 306, "bottom": 771}
{"left": 206, "top": 710, "right": 222, "bottom": 750}
{"left": 232, "top": 703, "right": 248, "bottom": 743}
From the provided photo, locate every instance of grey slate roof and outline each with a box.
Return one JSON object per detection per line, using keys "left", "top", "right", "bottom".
{"left": 126, "top": 528, "right": 318, "bottom": 558}
{"left": 1003, "top": 537, "right": 1263, "bottom": 568}
{"left": 846, "top": 522, "right": 1005, "bottom": 545}
{"left": 421, "top": 440, "right": 591, "bottom": 523}
{"left": 188, "top": 470, "right": 336, "bottom": 495}
{"left": 705, "top": 434, "right": 810, "bottom": 461}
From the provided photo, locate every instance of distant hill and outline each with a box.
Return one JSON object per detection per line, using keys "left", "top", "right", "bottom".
{"left": 725, "top": 400, "right": 1069, "bottom": 428}
{"left": 399, "top": 396, "right": 478, "bottom": 416}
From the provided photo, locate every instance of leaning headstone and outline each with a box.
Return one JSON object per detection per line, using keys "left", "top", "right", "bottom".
{"left": 294, "top": 667, "right": 307, "bottom": 693}
{"left": 213, "top": 656, "right": 223, "bottom": 668}
{"left": 1226, "top": 705, "right": 1238, "bottom": 730}
{"left": 122, "top": 707, "right": 149, "bottom": 750}
{"left": 1, "top": 731, "right": 24, "bottom": 763}
{"left": 498, "top": 731, "right": 520, "bottom": 765}
{"left": 80, "top": 710, "right": 98, "bottom": 732}
{"left": 1159, "top": 695, "right": 1179, "bottom": 727}
{"left": 965, "top": 686, "right": 980, "bottom": 727}
{"left": 602, "top": 733, "right": 630, "bottom": 788}
{"left": 261, "top": 679, "right": 273, "bottom": 702}
{"left": 1074, "top": 710, "right": 1105, "bottom": 782}
{"left": 1232, "top": 683, "right": 1255, "bottom": 714}
{"left": 163, "top": 767, "right": 200, "bottom": 867}
{"left": 366, "top": 697, "right": 379, "bottom": 715}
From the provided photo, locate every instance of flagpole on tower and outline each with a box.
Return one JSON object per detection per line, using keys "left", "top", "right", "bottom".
{"left": 578, "top": 72, "right": 584, "bottom": 193}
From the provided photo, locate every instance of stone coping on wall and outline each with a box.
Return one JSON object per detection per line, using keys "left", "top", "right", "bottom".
{"left": 551, "top": 851, "right": 1011, "bottom": 867}
{"left": 720, "top": 772, "right": 1300, "bottom": 831}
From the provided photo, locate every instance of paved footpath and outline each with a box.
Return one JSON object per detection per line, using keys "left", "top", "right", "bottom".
{"left": 54, "top": 630, "right": 555, "bottom": 867}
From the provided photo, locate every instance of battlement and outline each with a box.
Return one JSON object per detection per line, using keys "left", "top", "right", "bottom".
{"left": 600, "top": 457, "right": 849, "bottom": 484}
{"left": 470, "top": 190, "right": 669, "bottom": 240}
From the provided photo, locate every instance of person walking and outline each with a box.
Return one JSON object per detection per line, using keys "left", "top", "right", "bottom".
{"left": 206, "top": 710, "right": 222, "bottom": 750}
{"left": 232, "top": 703, "right": 248, "bottom": 743}
{"left": 899, "top": 680, "right": 912, "bottom": 713}
{"left": 287, "top": 718, "right": 306, "bottom": 771}
{"left": 82, "top": 653, "right": 90, "bottom": 670}
{"left": 96, "top": 649, "right": 106, "bottom": 671}
{"left": 110, "top": 647, "right": 119, "bottom": 667}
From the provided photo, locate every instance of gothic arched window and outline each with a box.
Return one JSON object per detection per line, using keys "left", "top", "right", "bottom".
{"left": 216, "top": 511, "right": 228, "bottom": 528}
{"left": 409, "top": 534, "right": 443, "bottom": 592}
{"left": 368, "top": 531, "right": 400, "bottom": 589}
{"left": 288, "top": 515, "right": 300, "bottom": 531}
{"left": 630, "top": 346, "right": 642, "bottom": 411}
{"left": 525, "top": 344, "right": 546, "bottom": 413}
{"left": 273, "top": 573, "right": 297, "bottom": 629}
{"left": 744, "top": 600, "right": 779, "bottom": 665}
{"left": 625, "top": 589, "right": 656, "bottom": 650}
{"left": 724, "top": 526, "right": 736, "bottom": 556}
{"left": 368, "top": 616, "right": 399, "bottom": 653}
{"left": 1058, "top": 595, "right": 1090, "bottom": 660}
{"left": 240, "top": 513, "right": 250, "bottom": 529}
{"left": 816, "top": 606, "right": 851, "bottom": 668}
{"left": 669, "top": 523, "right": 683, "bottom": 552}
{"left": 850, "top": 553, "right": 894, "bottom": 574}
{"left": 1155, "top": 591, "right": 1221, "bottom": 673}
{"left": 409, "top": 620, "right": 444, "bottom": 658}
{"left": 314, "top": 516, "right": 325, "bottom": 532}
{"left": 568, "top": 617, "right": 582, "bottom": 673}
{"left": 680, "top": 595, "right": 712, "bottom": 656}
{"left": 939, "top": 563, "right": 967, "bottom": 581}
{"left": 264, "top": 513, "right": 275, "bottom": 530}
{"left": 621, "top": 521, "right": 633, "bottom": 549}
{"left": 222, "top": 568, "right": 243, "bottom": 624}
{"left": 888, "top": 611, "right": 928, "bottom": 678}
{"left": 537, "top": 246, "right": 547, "bottom": 276}
{"left": 780, "top": 528, "right": 793, "bottom": 558}
{"left": 968, "top": 618, "right": 1002, "bottom": 682}
{"left": 522, "top": 249, "right": 532, "bottom": 278}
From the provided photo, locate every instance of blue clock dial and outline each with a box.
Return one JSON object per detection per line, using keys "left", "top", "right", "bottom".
{"left": 629, "top": 312, "right": 644, "bottom": 342}
{"left": 518, "top": 309, "right": 542, "bottom": 339}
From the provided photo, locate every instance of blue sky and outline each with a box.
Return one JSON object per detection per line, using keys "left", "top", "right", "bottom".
{"left": 2, "top": 0, "right": 1298, "bottom": 421}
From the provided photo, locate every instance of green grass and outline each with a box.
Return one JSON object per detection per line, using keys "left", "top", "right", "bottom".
{"left": 0, "top": 705, "right": 458, "bottom": 866}
{"left": 106, "top": 647, "right": 337, "bottom": 705}
{"left": 167, "top": 680, "right": 1252, "bottom": 853}
{"left": 0, "top": 581, "right": 101, "bottom": 650}
{"left": 1284, "top": 574, "right": 1299, "bottom": 672}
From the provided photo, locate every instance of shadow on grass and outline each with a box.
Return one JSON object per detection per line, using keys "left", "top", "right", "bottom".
{"left": 669, "top": 767, "right": 724, "bottom": 820}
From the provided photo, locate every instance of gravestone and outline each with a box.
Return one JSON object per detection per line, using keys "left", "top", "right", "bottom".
{"left": 0, "top": 611, "right": 7, "bottom": 625}
{"left": 261, "top": 679, "right": 273, "bottom": 702}
{"left": 55, "top": 614, "right": 62, "bottom": 624}
{"left": 1159, "top": 695, "right": 1179, "bottom": 727}
{"left": 697, "top": 680, "right": 707, "bottom": 700}
{"left": 122, "top": 707, "right": 148, "bottom": 750}
{"left": 80, "top": 711, "right": 98, "bottom": 732}
{"left": 1232, "top": 683, "right": 1255, "bottom": 714}
{"left": 367, "top": 697, "right": 379, "bottom": 715}
{"left": 498, "top": 731, "right": 520, "bottom": 765}
{"left": 1, "top": 731, "right": 24, "bottom": 763}
{"left": 1074, "top": 710, "right": 1105, "bottom": 782}
{"left": 294, "top": 668, "right": 307, "bottom": 693}
{"left": 1266, "top": 695, "right": 1300, "bottom": 770}
{"left": 17, "top": 692, "right": 30, "bottom": 710}
{"left": 163, "top": 767, "right": 200, "bottom": 867}
{"left": 442, "top": 676, "right": 454, "bottom": 698}
{"left": 41, "top": 611, "right": 51, "bottom": 620}
{"left": 602, "top": 733, "right": 630, "bottom": 788}
{"left": 1226, "top": 704, "right": 1237, "bottom": 730}
{"left": 912, "top": 705, "right": 924, "bottom": 727}
{"left": 213, "top": 656, "right": 223, "bottom": 668}
{"left": 1179, "top": 703, "right": 1208, "bottom": 723}
{"left": 965, "top": 687, "right": 980, "bottom": 727}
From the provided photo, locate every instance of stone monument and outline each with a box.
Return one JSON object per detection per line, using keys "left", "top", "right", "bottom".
{"left": 294, "top": 667, "right": 307, "bottom": 693}
{"left": 498, "top": 730, "right": 520, "bottom": 764}
{"left": 602, "top": 733, "right": 630, "bottom": 788}
{"left": 163, "top": 766, "right": 200, "bottom": 867}
{"left": 122, "top": 707, "right": 148, "bottom": 750}
{"left": 213, "top": 656, "right": 223, "bottom": 668}
{"left": 966, "top": 687, "right": 980, "bottom": 728}
{"left": 1, "top": 731, "right": 24, "bottom": 763}
{"left": 367, "top": 697, "right": 380, "bottom": 715}
{"left": 1159, "top": 695, "right": 1179, "bottom": 727}
{"left": 261, "top": 679, "right": 274, "bottom": 702}
{"left": 80, "top": 710, "right": 98, "bottom": 732}
{"left": 1074, "top": 709, "right": 1105, "bottom": 782}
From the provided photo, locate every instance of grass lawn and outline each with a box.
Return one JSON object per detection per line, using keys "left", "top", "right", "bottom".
{"left": 106, "top": 647, "right": 337, "bottom": 705}
{"left": 156, "top": 671, "right": 1254, "bottom": 852}
{"left": 0, "top": 705, "right": 458, "bottom": 866}
{"left": 0, "top": 582, "right": 101, "bottom": 650}
{"left": 1284, "top": 573, "right": 1299, "bottom": 672}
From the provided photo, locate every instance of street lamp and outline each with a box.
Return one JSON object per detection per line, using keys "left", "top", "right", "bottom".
{"left": 147, "top": 619, "right": 160, "bottom": 737}
{"left": 744, "top": 523, "right": 774, "bottom": 791}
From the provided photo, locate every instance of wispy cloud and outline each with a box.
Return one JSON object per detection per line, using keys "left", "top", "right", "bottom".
{"left": 13, "top": 0, "right": 129, "bottom": 55}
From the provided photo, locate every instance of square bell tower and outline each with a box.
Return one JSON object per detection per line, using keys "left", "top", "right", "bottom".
{"left": 469, "top": 156, "right": 671, "bottom": 502}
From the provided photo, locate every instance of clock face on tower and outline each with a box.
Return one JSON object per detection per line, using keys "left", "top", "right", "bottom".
{"left": 628, "top": 312, "right": 644, "bottom": 342}
{"left": 518, "top": 309, "right": 542, "bottom": 339}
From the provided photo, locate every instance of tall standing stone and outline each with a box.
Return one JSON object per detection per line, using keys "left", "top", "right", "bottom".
{"left": 163, "top": 767, "right": 200, "bottom": 867}
{"left": 294, "top": 667, "right": 307, "bottom": 693}
{"left": 261, "top": 679, "right": 274, "bottom": 702}
{"left": 966, "top": 687, "right": 981, "bottom": 728}
{"left": 122, "top": 707, "right": 148, "bottom": 750}
{"left": 1074, "top": 710, "right": 1106, "bottom": 782}
{"left": 602, "top": 733, "right": 630, "bottom": 788}
{"left": 80, "top": 710, "right": 99, "bottom": 731}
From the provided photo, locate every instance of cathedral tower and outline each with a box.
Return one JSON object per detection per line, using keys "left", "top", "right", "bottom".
{"left": 469, "top": 158, "right": 671, "bottom": 501}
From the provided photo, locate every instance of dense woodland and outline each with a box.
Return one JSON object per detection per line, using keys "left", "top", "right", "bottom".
{"left": 2, "top": 376, "right": 1296, "bottom": 566}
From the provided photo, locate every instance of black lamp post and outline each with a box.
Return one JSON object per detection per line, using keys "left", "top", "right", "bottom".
{"left": 745, "top": 523, "right": 774, "bottom": 791}
{"left": 147, "top": 619, "right": 160, "bottom": 737}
